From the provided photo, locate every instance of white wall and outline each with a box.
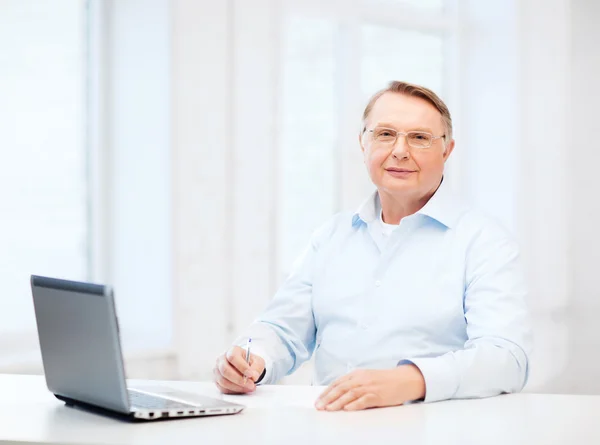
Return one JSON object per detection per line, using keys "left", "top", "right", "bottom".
{"left": 516, "top": 0, "right": 572, "bottom": 392}
{"left": 171, "top": 0, "right": 282, "bottom": 380}
{"left": 560, "top": 0, "right": 600, "bottom": 394}
{"left": 514, "top": 0, "right": 600, "bottom": 395}
{"left": 171, "top": 0, "right": 234, "bottom": 379}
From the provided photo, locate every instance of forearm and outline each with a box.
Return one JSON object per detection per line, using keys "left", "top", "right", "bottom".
{"left": 400, "top": 337, "right": 529, "bottom": 403}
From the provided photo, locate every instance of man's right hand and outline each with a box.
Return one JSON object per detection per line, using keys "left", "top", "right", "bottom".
{"left": 213, "top": 346, "right": 266, "bottom": 394}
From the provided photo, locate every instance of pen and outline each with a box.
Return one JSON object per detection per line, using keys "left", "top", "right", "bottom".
{"left": 244, "top": 337, "right": 252, "bottom": 384}
{"left": 245, "top": 337, "right": 252, "bottom": 364}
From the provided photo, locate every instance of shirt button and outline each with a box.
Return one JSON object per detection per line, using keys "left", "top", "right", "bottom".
{"left": 359, "top": 322, "right": 369, "bottom": 330}
{"left": 375, "top": 280, "right": 382, "bottom": 287}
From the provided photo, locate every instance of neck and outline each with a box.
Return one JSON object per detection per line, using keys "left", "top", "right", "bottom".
{"left": 379, "top": 181, "right": 442, "bottom": 225}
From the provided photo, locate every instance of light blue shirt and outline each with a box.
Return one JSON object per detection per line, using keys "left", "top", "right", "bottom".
{"left": 238, "top": 178, "right": 532, "bottom": 403}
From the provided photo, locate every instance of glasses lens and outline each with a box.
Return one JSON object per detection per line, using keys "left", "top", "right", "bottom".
{"left": 407, "top": 131, "right": 432, "bottom": 148}
{"left": 371, "top": 128, "right": 397, "bottom": 145}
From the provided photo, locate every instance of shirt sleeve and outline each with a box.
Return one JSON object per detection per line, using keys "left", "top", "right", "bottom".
{"left": 399, "top": 222, "right": 533, "bottom": 403}
{"left": 232, "top": 218, "right": 337, "bottom": 385}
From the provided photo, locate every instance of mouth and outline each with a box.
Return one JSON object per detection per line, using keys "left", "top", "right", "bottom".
{"left": 385, "top": 167, "right": 417, "bottom": 178}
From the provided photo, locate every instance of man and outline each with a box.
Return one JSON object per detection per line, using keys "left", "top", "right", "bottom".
{"left": 213, "top": 81, "right": 532, "bottom": 411}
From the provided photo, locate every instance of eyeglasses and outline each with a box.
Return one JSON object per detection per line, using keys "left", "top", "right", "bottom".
{"left": 364, "top": 127, "right": 445, "bottom": 150}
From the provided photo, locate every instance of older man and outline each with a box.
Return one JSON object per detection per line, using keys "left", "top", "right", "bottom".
{"left": 213, "top": 81, "right": 532, "bottom": 411}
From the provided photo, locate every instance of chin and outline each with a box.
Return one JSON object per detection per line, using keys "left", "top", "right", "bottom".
{"left": 380, "top": 177, "right": 418, "bottom": 192}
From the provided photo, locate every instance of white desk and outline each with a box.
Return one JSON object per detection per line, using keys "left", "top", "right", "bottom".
{"left": 1, "top": 374, "right": 598, "bottom": 445}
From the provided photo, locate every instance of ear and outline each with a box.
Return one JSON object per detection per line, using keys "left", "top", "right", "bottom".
{"left": 358, "top": 131, "right": 365, "bottom": 154}
{"left": 442, "top": 139, "right": 455, "bottom": 162}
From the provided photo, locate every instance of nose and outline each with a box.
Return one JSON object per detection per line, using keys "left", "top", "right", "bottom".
{"left": 391, "top": 135, "right": 410, "bottom": 159}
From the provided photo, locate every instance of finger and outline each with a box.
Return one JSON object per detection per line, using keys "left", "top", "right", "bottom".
{"left": 343, "top": 394, "right": 377, "bottom": 411}
{"left": 214, "top": 367, "right": 247, "bottom": 393}
{"left": 214, "top": 365, "right": 254, "bottom": 392}
{"left": 316, "top": 370, "right": 356, "bottom": 401}
{"left": 214, "top": 380, "right": 237, "bottom": 395}
{"left": 226, "top": 347, "right": 254, "bottom": 378}
{"left": 316, "top": 382, "right": 354, "bottom": 410}
{"left": 248, "top": 355, "right": 265, "bottom": 381}
{"left": 213, "top": 368, "right": 254, "bottom": 394}
{"left": 218, "top": 356, "right": 251, "bottom": 388}
{"left": 214, "top": 379, "right": 254, "bottom": 395}
{"left": 325, "top": 389, "right": 362, "bottom": 411}
{"left": 318, "top": 372, "right": 355, "bottom": 400}
{"left": 316, "top": 376, "right": 347, "bottom": 403}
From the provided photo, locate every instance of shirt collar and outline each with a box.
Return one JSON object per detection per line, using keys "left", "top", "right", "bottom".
{"left": 352, "top": 193, "right": 380, "bottom": 227}
{"left": 351, "top": 177, "right": 464, "bottom": 229}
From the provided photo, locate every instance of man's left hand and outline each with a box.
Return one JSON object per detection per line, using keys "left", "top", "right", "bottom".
{"left": 315, "top": 365, "right": 426, "bottom": 411}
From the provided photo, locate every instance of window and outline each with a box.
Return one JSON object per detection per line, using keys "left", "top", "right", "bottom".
{"left": 0, "top": 0, "right": 173, "bottom": 374}
{"left": 279, "top": 16, "right": 337, "bottom": 274}
{"left": 0, "top": 1, "right": 87, "bottom": 356}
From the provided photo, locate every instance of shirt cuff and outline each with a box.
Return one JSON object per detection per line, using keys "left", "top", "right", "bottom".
{"left": 398, "top": 357, "right": 459, "bottom": 403}
{"left": 255, "top": 368, "right": 267, "bottom": 384}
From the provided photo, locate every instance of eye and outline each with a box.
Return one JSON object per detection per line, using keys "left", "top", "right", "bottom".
{"left": 373, "top": 128, "right": 396, "bottom": 140}
{"left": 408, "top": 132, "right": 432, "bottom": 142}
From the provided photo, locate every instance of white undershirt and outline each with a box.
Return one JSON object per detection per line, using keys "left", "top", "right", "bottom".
{"left": 378, "top": 209, "right": 399, "bottom": 238}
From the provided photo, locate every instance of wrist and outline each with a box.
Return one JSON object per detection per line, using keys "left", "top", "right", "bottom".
{"left": 397, "top": 364, "right": 426, "bottom": 401}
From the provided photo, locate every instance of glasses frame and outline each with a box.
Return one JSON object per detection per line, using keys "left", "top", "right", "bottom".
{"left": 364, "top": 127, "right": 445, "bottom": 150}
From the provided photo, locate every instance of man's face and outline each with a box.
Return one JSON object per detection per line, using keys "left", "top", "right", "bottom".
{"left": 360, "top": 92, "right": 454, "bottom": 198}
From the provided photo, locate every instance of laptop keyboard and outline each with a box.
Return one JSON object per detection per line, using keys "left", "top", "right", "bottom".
{"left": 128, "top": 390, "right": 199, "bottom": 410}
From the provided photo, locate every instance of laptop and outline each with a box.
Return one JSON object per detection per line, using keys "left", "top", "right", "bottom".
{"left": 30, "top": 275, "right": 244, "bottom": 421}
